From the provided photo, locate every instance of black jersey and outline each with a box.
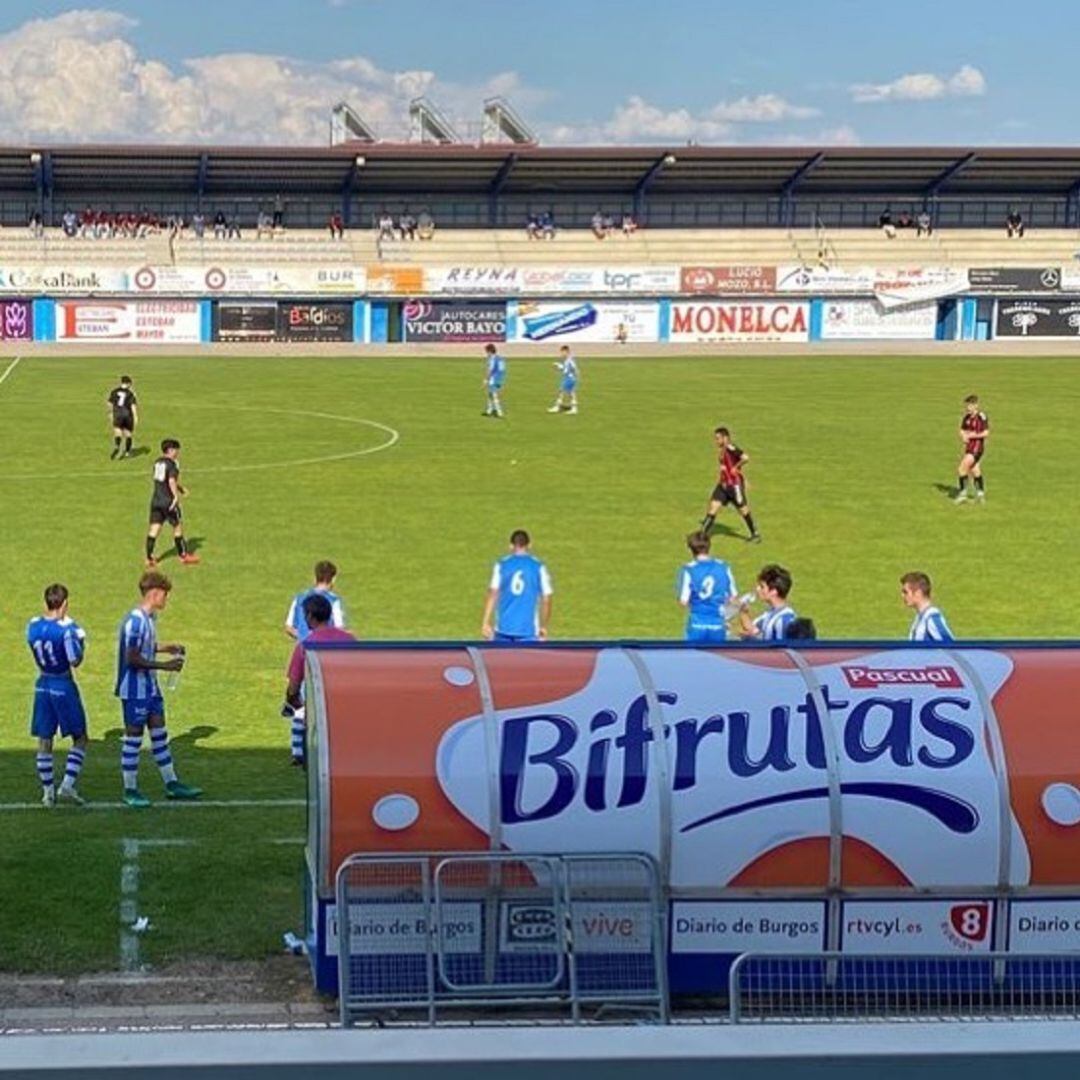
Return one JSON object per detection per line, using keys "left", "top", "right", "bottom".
{"left": 108, "top": 385, "right": 137, "bottom": 416}
{"left": 151, "top": 455, "right": 180, "bottom": 508}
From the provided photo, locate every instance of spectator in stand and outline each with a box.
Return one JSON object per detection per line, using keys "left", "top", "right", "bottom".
{"left": 213, "top": 210, "right": 226, "bottom": 239}
{"left": 1006, "top": 209, "right": 1025, "bottom": 238}
{"left": 256, "top": 210, "right": 274, "bottom": 240}
{"left": 916, "top": 209, "right": 932, "bottom": 237}
{"left": 61, "top": 209, "right": 78, "bottom": 238}
{"left": 539, "top": 210, "right": 556, "bottom": 240}
{"left": 417, "top": 209, "right": 435, "bottom": 240}
{"left": 878, "top": 206, "right": 896, "bottom": 239}
{"left": 591, "top": 210, "right": 607, "bottom": 240}
{"left": 328, "top": 212, "right": 344, "bottom": 240}
{"left": 399, "top": 211, "right": 417, "bottom": 240}
{"left": 79, "top": 205, "right": 93, "bottom": 237}
{"left": 226, "top": 215, "right": 242, "bottom": 240}
{"left": 897, "top": 209, "right": 913, "bottom": 230}
{"left": 28, "top": 211, "right": 43, "bottom": 238}
{"left": 602, "top": 212, "right": 616, "bottom": 236}
{"left": 622, "top": 213, "right": 638, "bottom": 236}
{"left": 377, "top": 212, "right": 395, "bottom": 240}
{"left": 272, "top": 193, "right": 285, "bottom": 230}
{"left": 525, "top": 213, "right": 540, "bottom": 240}
{"left": 192, "top": 211, "right": 206, "bottom": 239}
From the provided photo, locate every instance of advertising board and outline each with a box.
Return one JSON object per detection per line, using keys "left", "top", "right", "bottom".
{"left": 671, "top": 901, "right": 826, "bottom": 954}
{"left": 841, "top": 899, "right": 994, "bottom": 954}
{"left": 425, "top": 267, "right": 522, "bottom": 296}
{"left": 511, "top": 300, "right": 660, "bottom": 343}
{"left": 0, "top": 266, "right": 129, "bottom": 294}
{"left": 54, "top": 299, "right": 201, "bottom": 343}
{"left": 132, "top": 265, "right": 365, "bottom": 296}
{"left": 680, "top": 266, "right": 777, "bottom": 294}
{"left": 276, "top": 301, "right": 353, "bottom": 342}
{"left": 1008, "top": 899, "right": 1080, "bottom": 953}
{"left": 0, "top": 299, "right": 33, "bottom": 340}
{"left": 214, "top": 301, "right": 277, "bottom": 342}
{"left": 403, "top": 300, "right": 507, "bottom": 343}
{"left": 820, "top": 299, "right": 938, "bottom": 340}
{"left": 968, "top": 267, "right": 1061, "bottom": 293}
{"left": 994, "top": 298, "right": 1080, "bottom": 338}
{"left": 669, "top": 300, "right": 809, "bottom": 343}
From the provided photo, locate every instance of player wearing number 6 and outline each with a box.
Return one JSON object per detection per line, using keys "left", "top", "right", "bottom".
{"left": 27, "top": 584, "right": 89, "bottom": 807}
{"left": 481, "top": 529, "right": 553, "bottom": 642}
{"left": 677, "top": 531, "right": 738, "bottom": 642}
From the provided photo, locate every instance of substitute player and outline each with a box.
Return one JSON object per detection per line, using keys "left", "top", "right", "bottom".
{"left": 146, "top": 438, "right": 200, "bottom": 567}
{"left": 115, "top": 571, "right": 201, "bottom": 807}
{"left": 955, "top": 394, "right": 989, "bottom": 502}
{"left": 901, "top": 571, "right": 954, "bottom": 642}
{"left": 483, "top": 343, "right": 507, "bottom": 418}
{"left": 28, "top": 584, "right": 89, "bottom": 807}
{"left": 738, "top": 564, "right": 797, "bottom": 640}
{"left": 481, "top": 529, "right": 553, "bottom": 642}
{"left": 700, "top": 426, "right": 761, "bottom": 542}
{"left": 676, "top": 531, "right": 737, "bottom": 642}
{"left": 107, "top": 375, "right": 138, "bottom": 459}
{"left": 548, "top": 345, "right": 579, "bottom": 414}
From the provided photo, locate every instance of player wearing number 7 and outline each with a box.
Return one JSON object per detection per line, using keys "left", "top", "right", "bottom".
{"left": 481, "top": 529, "right": 553, "bottom": 642}
{"left": 677, "top": 531, "right": 738, "bottom": 642}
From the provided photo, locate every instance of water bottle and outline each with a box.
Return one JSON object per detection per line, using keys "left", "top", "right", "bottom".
{"left": 166, "top": 646, "right": 185, "bottom": 692}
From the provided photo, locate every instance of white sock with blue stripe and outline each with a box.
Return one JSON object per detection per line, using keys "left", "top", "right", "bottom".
{"left": 290, "top": 716, "right": 305, "bottom": 761}
{"left": 150, "top": 727, "right": 177, "bottom": 785}
{"left": 61, "top": 747, "right": 85, "bottom": 791}
{"left": 35, "top": 752, "right": 54, "bottom": 791}
{"left": 122, "top": 734, "right": 142, "bottom": 791}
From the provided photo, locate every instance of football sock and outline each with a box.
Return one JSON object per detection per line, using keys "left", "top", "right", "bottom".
{"left": 61, "top": 747, "right": 85, "bottom": 790}
{"left": 124, "top": 436, "right": 132, "bottom": 454}
{"left": 113, "top": 436, "right": 121, "bottom": 451}
{"left": 35, "top": 752, "right": 54, "bottom": 790}
{"left": 291, "top": 716, "right": 305, "bottom": 761}
{"left": 175, "top": 535, "right": 188, "bottom": 557}
{"left": 146, "top": 536, "right": 156, "bottom": 559}
{"left": 700, "top": 513, "right": 716, "bottom": 535}
{"left": 957, "top": 475, "right": 967, "bottom": 493}
{"left": 745, "top": 514, "right": 758, "bottom": 538}
{"left": 150, "top": 727, "right": 178, "bottom": 785}
{"left": 974, "top": 475, "right": 985, "bottom": 492}
{"left": 121, "top": 735, "right": 142, "bottom": 790}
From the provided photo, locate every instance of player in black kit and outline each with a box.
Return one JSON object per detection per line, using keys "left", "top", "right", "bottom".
{"left": 107, "top": 375, "right": 138, "bottom": 459}
{"left": 146, "top": 439, "right": 200, "bottom": 567}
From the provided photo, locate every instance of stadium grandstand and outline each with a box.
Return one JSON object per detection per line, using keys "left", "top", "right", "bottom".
{"left": 3, "top": 144, "right": 1080, "bottom": 271}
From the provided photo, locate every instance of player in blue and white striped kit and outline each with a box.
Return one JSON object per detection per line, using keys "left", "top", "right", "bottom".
{"left": 901, "top": 571, "right": 955, "bottom": 642}
{"left": 27, "top": 584, "right": 89, "bottom": 807}
{"left": 483, "top": 343, "right": 507, "bottom": 418}
{"left": 115, "top": 571, "right": 202, "bottom": 808}
{"left": 739, "top": 564, "right": 798, "bottom": 641}
{"left": 482, "top": 529, "right": 553, "bottom": 642}
{"left": 548, "top": 345, "right": 579, "bottom": 414}
{"left": 677, "top": 532, "right": 737, "bottom": 642}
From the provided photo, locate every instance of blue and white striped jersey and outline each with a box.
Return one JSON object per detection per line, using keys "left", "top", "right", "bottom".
{"left": 908, "top": 606, "right": 954, "bottom": 642}
{"left": 754, "top": 605, "right": 797, "bottom": 641}
{"left": 115, "top": 607, "right": 159, "bottom": 700}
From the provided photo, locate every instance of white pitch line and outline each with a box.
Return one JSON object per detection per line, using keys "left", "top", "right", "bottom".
{"left": 0, "top": 355, "right": 21, "bottom": 387}
{"left": 0, "top": 797, "right": 304, "bottom": 812}
{"left": 119, "top": 837, "right": 193, "bottom": 974}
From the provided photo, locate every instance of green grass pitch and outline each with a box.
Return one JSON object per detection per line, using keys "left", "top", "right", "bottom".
{"left": 0, "top": 351, "right": 1076, "bottom": 974}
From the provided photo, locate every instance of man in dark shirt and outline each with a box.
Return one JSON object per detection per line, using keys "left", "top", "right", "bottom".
{"left": 106, "top": 375, "right": 138, "bottom": 459}
{"left": 700, "top": 426, "right": 761, "bottom": 543}
{"left": 146, "top": 439, "right": 200, "bottom": 567}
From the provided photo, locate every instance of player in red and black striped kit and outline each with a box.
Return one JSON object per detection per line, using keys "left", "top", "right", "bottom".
{"left": 955, "top": 394, "right": 989, "bottom": 503}
{"left": 700, "top": 426, "right": 761, "bottom": 542}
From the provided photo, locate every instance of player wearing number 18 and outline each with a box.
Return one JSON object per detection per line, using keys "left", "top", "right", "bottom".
{"left": 27, "top": 584, "right": 89, "bottom": 807}
{"left": 146, "top": 438, "right": 200, "bottom": 567}
{"left": 677, "top": 531, "right": 738, "bottom": 642}
{"left": 481, "top": 529, "right": 554, "bottom": 642}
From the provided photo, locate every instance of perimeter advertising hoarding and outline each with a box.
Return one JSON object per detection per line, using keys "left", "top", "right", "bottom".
{"left": 517, "top": 267, "right": 680, "bottom": 295}
{"left": 0, "top": 299, "right": 32, "bottom": 340}
{"left": 820, "top": 299, "right": 938, "bottom": 340}
{"left": 995, "top": 299, "right": 1080, "bottom": 338}
{"left": 277, "top": 301, "right": 353, "bottom": 342}
{"left": 669, "top": 300, "right": 809, "bottom": 343}
{"left": 775, "top": 265, "right": 969, "bottom": 307}
{"left": 679, "top": 266, "right": 777, "bottom": 294}
{"left": 54, "top": 300, "right": 201, "bottom": 343}
{"left": 968, "top": 267, "right": 1061, "bottom": 293}
{"left": 511, "top": 300, "right": 660, "bottom": 343}
{"left": 131, "top": 265, "right": 365, "bottom": 295}
{"left": 0, "top": 266, "right": 129, "bottom": 294}
{"left": 214, "top": 301, "right": 277, "bottom": 342}
{"left": 403, "top": 300, "right": 507, "bottom": 343}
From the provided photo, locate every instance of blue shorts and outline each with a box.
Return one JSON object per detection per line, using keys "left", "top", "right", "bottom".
{"left": 487, "top": 378, "right": 505, "bottom": 392}
{"left": 30, "top": 679, "right": 87, "bottom": 740}
{"left": 121, "top": 696, "right": 165, "bottom": 729}
{"left": 494, "top": 631, "right": 538, "bottom": 643}
{"left": 561, "top": 378, "right": 577, "bottom": 393}
{"left": 686, "top": 624, "right": 727, "bottom": 644}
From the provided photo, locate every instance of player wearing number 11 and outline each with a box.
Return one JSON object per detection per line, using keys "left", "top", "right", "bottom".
{"left": 482, "top": 529, "right": 553, "bottom": 642}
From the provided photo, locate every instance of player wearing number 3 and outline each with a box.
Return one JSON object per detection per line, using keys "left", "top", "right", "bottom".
{"left": 481, "top": 529, "right": 553, "bottom": 642}
{"left": 677, "top": 531, "right": 738, "bottom": 643}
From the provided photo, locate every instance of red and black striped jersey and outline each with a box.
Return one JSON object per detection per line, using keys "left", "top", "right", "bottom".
{"left": 961, "top": 411, "right": 989, "bottom": 455}
{"left": 718, "top": 445, "right": 746, "bottom": 487}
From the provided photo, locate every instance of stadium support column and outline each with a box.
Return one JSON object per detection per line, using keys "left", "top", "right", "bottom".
{"left": 1067, "top": 178, "right": 1080, "bottom": 229}
{"left": 489, "top": 153, "right": 517, "bottom": 228}
{"left": 30, "top": 151, "right": 53, "bottom": 226}
{"left": 923, "top": 152, "right": 976, "bottom": 230}
{"left": 779, "top": 152, "right": 823, "bottom": 229}
{"left": 634, "top": 154, "right": 673, "bottom": 225}
{"left": 343, "top": 155, "right": 364, "bottom": 228}
{"left": 195, "top": 153, "right": 208, "bottom": 215}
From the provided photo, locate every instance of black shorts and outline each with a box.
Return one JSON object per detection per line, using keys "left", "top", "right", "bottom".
{"left": 149, "top": 503, "right": 181, "bottom": 527}
{"left": 964, "top": 447, "right": 984, "bottom": 464}
{"left": 113, "top": 411, "right": 135, "bottom": 432}
{"left": 711, "top": 482, "right": 747, "bottom": 509}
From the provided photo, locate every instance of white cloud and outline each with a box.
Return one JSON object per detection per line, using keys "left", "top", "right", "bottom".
{"left": 850, "top": 64, "right": 987, "bottom": 104}
{"left": 767, "top": 125, "right": 861, "bottom": 147}
{"left": 708, "top": 94, "right": 819, "bottom": 123}
{"left": 0, "top": 8, "right": 546, "bottom": 144}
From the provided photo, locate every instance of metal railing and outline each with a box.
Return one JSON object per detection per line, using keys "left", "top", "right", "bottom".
{"left": 729, "top": 952, "right": 1080, "bottom": 1023}
{"left": 336, "top": 851, "right": 668, "bottom": 1027}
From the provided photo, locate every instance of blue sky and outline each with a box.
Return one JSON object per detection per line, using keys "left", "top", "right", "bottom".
{"left": 0, "top": 1, "right": 1072, "bottom": 145}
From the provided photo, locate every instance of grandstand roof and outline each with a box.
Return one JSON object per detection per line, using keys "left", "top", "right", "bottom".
{"left": 6, "top": 144, "right": 1080, "bottom": 196}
